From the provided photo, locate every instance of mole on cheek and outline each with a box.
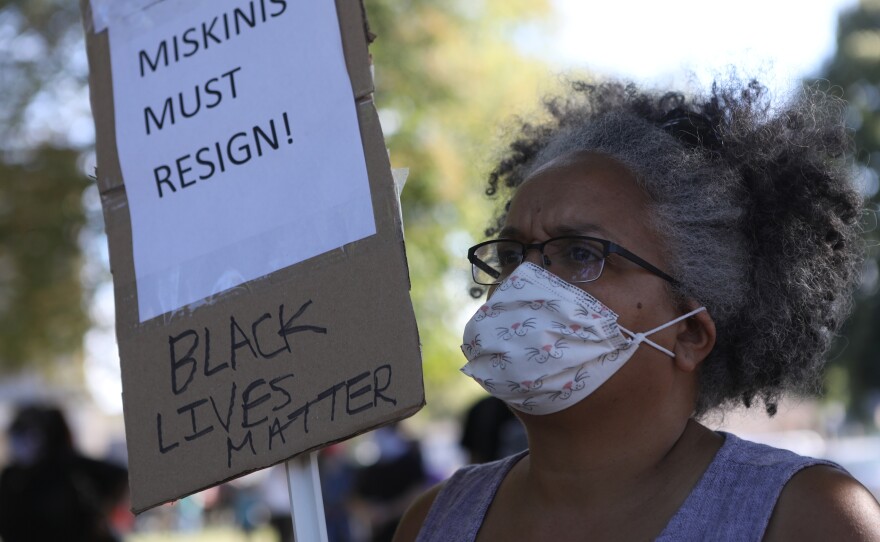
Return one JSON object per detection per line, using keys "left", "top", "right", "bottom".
{"left": 637, "top": 302, "right": 643, "bottom": 310}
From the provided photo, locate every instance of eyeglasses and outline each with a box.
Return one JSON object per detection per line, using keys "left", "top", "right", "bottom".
{"left": 467, "top": 235, "right": 678, "bottom": 286}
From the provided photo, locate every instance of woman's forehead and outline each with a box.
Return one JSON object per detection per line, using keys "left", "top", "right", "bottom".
{"left": 505, "top": 152, "right": 658, "bottom": 249}
{"left": 511, "top": 153, "right": 648, "bottom": 217}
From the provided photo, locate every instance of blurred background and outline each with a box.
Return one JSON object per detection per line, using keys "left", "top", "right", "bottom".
{"left": 1, "top": 0, "right": 879, "bottom": 540}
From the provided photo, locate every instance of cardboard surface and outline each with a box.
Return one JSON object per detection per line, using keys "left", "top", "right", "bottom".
{"left": 81, "top": 0, "right": 423, "bottom": 512}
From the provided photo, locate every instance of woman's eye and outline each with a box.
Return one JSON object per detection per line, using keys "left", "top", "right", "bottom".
{"left": 566, "top": 244, "right": 601, "bottom": 263}
{"left": 497, "top": 249, "right": 521, "bottom": 265}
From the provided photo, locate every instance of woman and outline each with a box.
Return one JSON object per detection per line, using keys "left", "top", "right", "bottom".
{"left": 393, "top": 79, "right": 880, "bottom": 541}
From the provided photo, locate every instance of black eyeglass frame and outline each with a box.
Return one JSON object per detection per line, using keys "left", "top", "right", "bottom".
{"left": 467, "top": 235, "right": 679, "bottom": 286}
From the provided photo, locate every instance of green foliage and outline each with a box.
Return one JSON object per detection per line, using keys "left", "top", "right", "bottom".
{"left": 0, "top": 0, "right": 84, "bottom": 145}
{"left": 364, "top": 0, "right": 552, "bottom": 414}
{"left": 0, "top": 1, "right": 92, "bottom": 372}
{"left": 817, "top": 0, "right": 880, "bottom": 419}
{"left": 0, "top": 148, "right": 90, "bottom": 370}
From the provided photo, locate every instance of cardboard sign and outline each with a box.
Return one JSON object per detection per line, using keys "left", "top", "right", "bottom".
{"left": 81, "top": 0, "right": 424, "bottom": 512}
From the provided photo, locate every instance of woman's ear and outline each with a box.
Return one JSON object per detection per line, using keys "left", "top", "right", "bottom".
{"left": 673, "top": 306, "right": 716, "bottom": 373}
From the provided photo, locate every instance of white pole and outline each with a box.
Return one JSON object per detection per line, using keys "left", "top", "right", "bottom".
{"left": 286, "top": 452, "right": 329, "bottom": 542}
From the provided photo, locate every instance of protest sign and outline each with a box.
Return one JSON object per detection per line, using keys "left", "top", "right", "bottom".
{"left": 81, "top": 0, "right": 424, "bottom": 512}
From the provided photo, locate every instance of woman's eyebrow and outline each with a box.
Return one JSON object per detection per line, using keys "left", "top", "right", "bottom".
{"left": 553, "top": 223, "right": 611, "bottom": 238}
{"left": 497, "top": 223, "right": 613, "bottom": 239}
{"left": 498, "top": 226, "right": 521, "bottom": 238}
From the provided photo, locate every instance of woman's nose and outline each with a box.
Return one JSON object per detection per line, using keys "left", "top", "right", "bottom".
{"left": 522, "top": 249, "right": 549, "bottom": 267}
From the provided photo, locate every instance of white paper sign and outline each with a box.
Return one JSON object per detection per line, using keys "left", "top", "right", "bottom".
{"left": 108, "top": 0, "right": 376, "bottom": 321}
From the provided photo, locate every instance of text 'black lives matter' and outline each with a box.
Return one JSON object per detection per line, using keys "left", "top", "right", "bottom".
{"left": 154, "top": 299, "right": 399, "bottom": 468}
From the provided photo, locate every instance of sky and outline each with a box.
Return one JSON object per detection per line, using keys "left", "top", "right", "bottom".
{"left": 537, "top": 0, "right": 859, "bottom": 97}
{"left": 84, "top": 0, "right": 862, "bottom": 414}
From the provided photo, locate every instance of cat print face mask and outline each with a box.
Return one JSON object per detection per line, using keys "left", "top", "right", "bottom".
{"left": 461, "top": 262, "right": 705, "bottom": 415}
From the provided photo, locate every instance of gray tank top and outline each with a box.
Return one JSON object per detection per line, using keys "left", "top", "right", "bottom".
{"left": 416, "top": 432, "right": 839, "bottom": 542}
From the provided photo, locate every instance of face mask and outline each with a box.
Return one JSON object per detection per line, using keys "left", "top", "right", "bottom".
{"left": 460, "top": 262, "right": 705, "bottom": 415}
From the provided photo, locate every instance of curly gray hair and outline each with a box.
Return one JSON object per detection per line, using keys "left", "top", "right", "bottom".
{"left": 483, "top": 79, "right": 864, "bottom": 416}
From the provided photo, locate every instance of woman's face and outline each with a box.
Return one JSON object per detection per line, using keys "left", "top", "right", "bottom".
{"left": 502, "top": 151, "right": 689, "bottom": 419}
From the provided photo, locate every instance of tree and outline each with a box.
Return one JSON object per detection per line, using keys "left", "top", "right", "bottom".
{"left": 0, "top": 148, "right": 90, "bottom": 371}
{"left": 364, "top": 0, "right": 552, "bottom": 413}
{"left": 0, "top": 1, "right": 93, "bottom": 372}
{"left": 817, "top": 0, "right": 880, "bottom": 420}
{"left": 0, "top": 1, "right": 87, "bottom": 148}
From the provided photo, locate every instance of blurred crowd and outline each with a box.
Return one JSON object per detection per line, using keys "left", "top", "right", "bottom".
{"left": 0, "top": 397, "right": 526, "bottom": 542}
{"left": 0, "top": 404, "right": 130, "bottom": 541}
{"left": 3, "top": 397, "right": 875, "bottom": 542}
{"left": 137, "top": 397, "right": 526, "bottom": 542}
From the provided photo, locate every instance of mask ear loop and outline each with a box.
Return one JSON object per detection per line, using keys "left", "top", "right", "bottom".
{"left": 618, "top": 307, "right": 707, "bottom": 358}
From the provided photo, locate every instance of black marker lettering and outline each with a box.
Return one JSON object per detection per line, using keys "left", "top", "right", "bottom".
{"left": 204, "top": 327, "right": 230, "bottom": 376}
{"left": 252, "top": 313, "right": 287, "bottom": 359}
{"left": 226, "top": 431, "right": 256, "bottom": 468}
{"left": 287, "top": 401, "right": 311, "bottom": 433}
{"left": 373, "top": 364, "right": 397, "bottom": 407}
{"left": 241, "top": 379, "right": 271, "bottom": 428}
{"left": 346, "top": 371, "right": 372, "bottom": 415}
{"left": 178, "top": 399, "right": 215, "bottom": 441}
{"left": 316, "top": 382, "right": 345, "bottom": 421}
{"left": 268, "top": 416, "right": 294, "bottom": 450}
{"left": 278, "top": 300, "right": 327, "bottom": 350}
{"left": 270, "top": 374, "right": 295, "bottom": 411}
{"left": 157, "top": 413, "right": 179, "bottom": 454}
{"left": 230, "top": 315, "right": 257, "bottom": 368}
{"left": 210, "top": 381, "right": 237, "bottom": 433}
{"left": 169, "top": 329, "right": 198, "bottom": 394}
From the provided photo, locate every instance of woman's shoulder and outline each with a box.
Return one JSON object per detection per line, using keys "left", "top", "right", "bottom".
{"left": 657, "top": 430, "right": 880, "bottom": 541}
{"left": 392, "top": 481, "right": 446, "bottom": 542}
{"left": 392, "top": 452, "right": 528, "bottom": 542}
{"left": 764, "top": 464, "right": 880, "bottom": 541}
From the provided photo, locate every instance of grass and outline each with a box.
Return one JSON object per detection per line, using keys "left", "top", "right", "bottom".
{"left": 126, "top": 526, "right": 279, "bottom": 542}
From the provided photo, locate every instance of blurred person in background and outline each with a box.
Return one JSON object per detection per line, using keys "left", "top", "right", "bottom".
{"left": 318, "top": 444, "right": 356, "bottom": 542}
{"left": 460, "top": 396, "right": 526, "bottom": 464}
{"left": 260, "top": 464, "right": 294, "bottom": 542}
{"left": 352, "top": 424, "right": 429, "bottom": 542}
{"left": 0, "top": 404, "right": 129, "bottom": 542}
{"left": 394, "top": 78, "right": 880, "bottom": 541}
